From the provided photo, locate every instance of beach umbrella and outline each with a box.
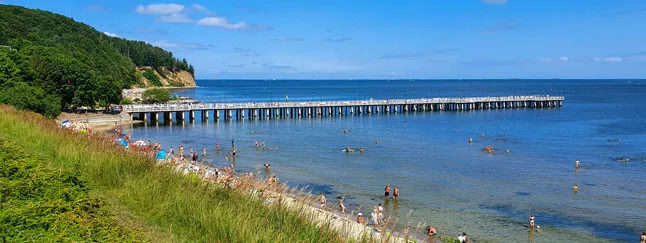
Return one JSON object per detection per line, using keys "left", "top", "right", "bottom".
{"left": 133, "top": 140, "right": 146, "bottom": 147}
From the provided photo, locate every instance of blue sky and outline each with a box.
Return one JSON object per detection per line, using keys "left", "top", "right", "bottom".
{"left": 5, "top": 0, "right": 646, "bottom": 79}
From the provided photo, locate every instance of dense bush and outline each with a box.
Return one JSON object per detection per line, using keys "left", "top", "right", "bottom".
{"left": 0, "top": 141, "right": 140, "bottom": 241}
{"left": 142, "top": 88, "right": 170, "bottom": 103}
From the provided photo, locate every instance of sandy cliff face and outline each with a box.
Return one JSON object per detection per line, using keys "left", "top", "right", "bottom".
{"left": 136, "top": 66, "right": 196, "bottom": 88}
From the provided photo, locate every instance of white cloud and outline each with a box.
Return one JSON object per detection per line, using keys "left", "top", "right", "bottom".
{"left": 157, "top": 13, "right": 194, "bottom": 23}
{"left": 192, "top": 4, "right": 215, "bottom": 15}
{"left": 603, "top": 57, "right": 622, "bottom": 62}
{"left": 273, "top": 37, "right": 304, "bottom": 41}
{"left": 593, "top": 57, "right": 601, "bottom": 62}
{"left": 136, "top": 4, "right": 184, "bottom": 14}
{"left": 482, "top": 0, "right": 508, "bottom": 4}
{"left": 537, "top": 57, "right": 551, "bottom": 62}
{"left": 103, "top": 32, "right": 120, "bottom": 38}
{"left": 560, "top": 56, "right": 569, "bottom": 62}
{"left": 197, "top": 17, "right": 248, "bottom": 29}
{"left": 151, "top": 40, "right": 214, "bottom": 50}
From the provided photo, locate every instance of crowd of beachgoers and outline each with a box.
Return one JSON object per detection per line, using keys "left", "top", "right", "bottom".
{"left": 98, "top": 124, "right": 485, "bottom": 243}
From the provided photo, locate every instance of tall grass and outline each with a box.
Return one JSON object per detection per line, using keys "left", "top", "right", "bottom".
{"left": 0, "top": 106, "right": 344, "bottom": 242}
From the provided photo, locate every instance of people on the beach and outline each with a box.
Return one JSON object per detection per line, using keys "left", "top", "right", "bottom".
{"left": 169, "top": 146, "right": 174, "bottom": 155}
{"left": 425, "top": 225, "right": 437, "bottom": 236}
{"left": 338, "top": 197, "right": 346, "bottom": 215}
{"left": 189, "top": 147, "right": 193, "bottom": 155}
{"left": 529, "top": 213, "right": 535, "bottom": 228}
{"left": 371, "top": 206, "right": 380, "bottom": 229}
{"left": 384, "top": 185, "right": 391, "bottom": 197}
{"left": 393, "top": 187, "right": 399, "bottom": 199}
{"left": 573, "top": 184, "right": 579, "bottom": 194}
{"left": 319, "top": 194, "right": 326, "bottom": 210}
{"left": 458, "top": 232, "right": 469, "bottom": 243}
{"left": 357, "top": 213, "right": 366, "bottom": 225}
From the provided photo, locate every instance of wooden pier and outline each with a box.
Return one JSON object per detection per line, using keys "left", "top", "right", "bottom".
{"left": 123, "top": 95, "right": 564, "bottom": 122}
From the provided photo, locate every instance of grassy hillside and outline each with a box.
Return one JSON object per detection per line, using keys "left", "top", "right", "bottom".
{"left": 0, "top": 4, "right": 194, "bottom": 117}
{"left": 0, "top": 106, "right": 344, "bottom": 242}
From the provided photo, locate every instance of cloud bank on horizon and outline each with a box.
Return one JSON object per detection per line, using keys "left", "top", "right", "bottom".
{"left": 7, "top": 0, "right": 646, "bottom": 79}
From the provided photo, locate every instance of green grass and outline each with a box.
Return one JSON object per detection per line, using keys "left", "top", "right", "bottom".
{"left": 0, "top": 106, "right": 344, "bottom": 242}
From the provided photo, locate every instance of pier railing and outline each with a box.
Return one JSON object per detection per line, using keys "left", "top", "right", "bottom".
{"left": 123, "top": 95, "right": 564, "bottom": 113}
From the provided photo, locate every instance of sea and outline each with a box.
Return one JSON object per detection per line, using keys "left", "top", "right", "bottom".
{"left": 125, "top": 79, "right": 645, "bottom": 242}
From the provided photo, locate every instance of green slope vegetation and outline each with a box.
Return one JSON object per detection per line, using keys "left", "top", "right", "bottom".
{"left": 0, "top": 4, "right": 194, "bottom": 118}
{"left": 0, "top": 106, "right": 344, "bottom": 242}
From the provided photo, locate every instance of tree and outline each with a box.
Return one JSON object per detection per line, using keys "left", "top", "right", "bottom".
{"left": 0, "top": 82, "right": 61, "bottom": 118}
{"left": 0, "top": 50, "right": 22, "bottom": 87}
{"left": 142, "top": 88, "right": 170, "bottom": 104}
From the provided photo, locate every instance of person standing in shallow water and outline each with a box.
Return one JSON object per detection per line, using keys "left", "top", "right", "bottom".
{"left": 575, "top": 159, "right": 580, "bottom": 169}
{"left": 384, "top": 185, "right": 391, "bottom": 197}
{"left": 393, "top": 187, "right": 399, "bottom": 199}
{"left": 640, "top": 232, "right": 646, "bottom": 243}
{"left": 529, "top": 213, "right": 535, "bottom": 228}
{"left": 573, "top": 184, "right": 579, "bottom": 194}
{"left": 338, "top": 197, "right": 346, "bottom": 215}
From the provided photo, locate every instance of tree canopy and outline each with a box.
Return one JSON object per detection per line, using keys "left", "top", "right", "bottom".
{"left": 0, "top": 4, "right": 194, "bottom": 117}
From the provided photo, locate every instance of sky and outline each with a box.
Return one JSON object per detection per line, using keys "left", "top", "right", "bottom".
{"left": 5, "top": 0, "right": 646, "bottom": 79}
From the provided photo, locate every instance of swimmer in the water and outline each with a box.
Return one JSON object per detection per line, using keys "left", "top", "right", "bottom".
{"left": 202, "top": 147, "right": 207, "bottom": 157}
{"left": 342, "top": 129, "right": 348, "bottom": 134}
{"left": 425, "top": 225, "right": 437, "bottom": 236}
{"left": 393, "top": 187, "right": 399, "bottom": 199}
{"left": 573, "top": 184, "right": 579, "bottom": 194}
{"left": 255, "top": 140, "right": 258, "bottom": 149}
{"left": 345, "top": 146, "right": 351, "bottom": 153}
{"left": 575, "top": 159, "right": 580, "bottom": 169}
{"left": 469, "top": 138, "right": 473, "bottom": 143}
{"left": 359, "top": 148, "right": 364, "bottom": 153}
{"left": 261, "top": 141, "right": 265, "bottom": 149}
{"left": 263, "top": 163, "right": 271, "bottom": 170}
{"left": 384, "top": 185, "right": 391, "bottom": 198}
{"left": 215, "top": 143, "right": 220, "bottom": 152}
{"left": 376, "top": 140, "right": 380, "bottom": 144}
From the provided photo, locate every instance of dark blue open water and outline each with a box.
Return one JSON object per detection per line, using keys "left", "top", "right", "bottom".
{"left": 127, "top": 79, "right": 645, "bottom": 242}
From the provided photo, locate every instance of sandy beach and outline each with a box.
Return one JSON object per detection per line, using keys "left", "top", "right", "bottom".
{"left": 56, "top": 112, "right": 142, "bottom": 132}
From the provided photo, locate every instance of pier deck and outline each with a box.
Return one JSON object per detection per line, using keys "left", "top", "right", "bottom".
{"left": 123, "top": 95, "right": 564, "bottom": 122}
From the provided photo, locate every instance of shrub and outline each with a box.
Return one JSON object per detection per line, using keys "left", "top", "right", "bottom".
{"left": 142, "top": 69, "right": 162, "bottom": 87}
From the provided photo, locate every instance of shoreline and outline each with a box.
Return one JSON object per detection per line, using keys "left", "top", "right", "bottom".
{"left": 120, "top": 142, "right": 415, "bottom": 243}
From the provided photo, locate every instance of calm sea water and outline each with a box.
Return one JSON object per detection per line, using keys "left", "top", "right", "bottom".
{"left": 127, "top": 79, "right": 645, "bottom": 242}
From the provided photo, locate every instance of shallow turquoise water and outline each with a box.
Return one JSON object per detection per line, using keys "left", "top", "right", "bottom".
{"left": 127, "top": 79, "right": 646, "bottom": 242}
